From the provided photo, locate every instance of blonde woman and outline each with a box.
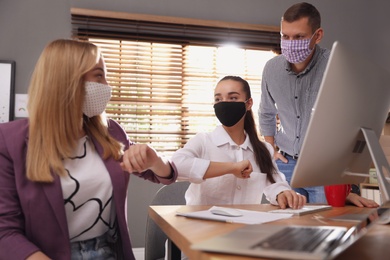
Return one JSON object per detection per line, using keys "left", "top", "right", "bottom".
{"left": 0, "top": 39, "right": 177, "bottom": 260}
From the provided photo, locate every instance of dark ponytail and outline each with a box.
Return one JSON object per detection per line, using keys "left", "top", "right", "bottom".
{"left": 219, "top": 76, "right": 277, "bottom": 183}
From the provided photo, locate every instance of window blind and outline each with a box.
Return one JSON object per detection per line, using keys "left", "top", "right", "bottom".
{"left": 71, "top": 8, "right": 281, "bottom": 50}
{"left": 71, "top": 9, "right": 279, "bottom": 157}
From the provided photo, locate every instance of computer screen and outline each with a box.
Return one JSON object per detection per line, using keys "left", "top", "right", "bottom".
{"left": 290, "top": 41, "right": 390, "bottom": 202}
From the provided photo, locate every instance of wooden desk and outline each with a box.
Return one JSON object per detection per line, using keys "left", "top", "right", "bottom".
{"left": 148, "top": 204, "right": 390, "bottom": 260}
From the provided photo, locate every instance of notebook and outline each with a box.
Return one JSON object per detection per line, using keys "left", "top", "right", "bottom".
{"left": 191, "top": 206, "right": 389, "bottom": 260}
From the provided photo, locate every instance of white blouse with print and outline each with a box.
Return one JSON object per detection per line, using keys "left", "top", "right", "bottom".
{"left": 61, "top": 136, "right": 115, "bottom": 242}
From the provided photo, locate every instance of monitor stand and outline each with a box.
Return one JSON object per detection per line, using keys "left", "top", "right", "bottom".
{"left": 344, "top": 128, "right": 390, "bottom": 204}
{"left": 360, "top": 127, "right": 390, "bottom": 205}
{"left": 344, "top": 128, "right": 390, "bottom": 224}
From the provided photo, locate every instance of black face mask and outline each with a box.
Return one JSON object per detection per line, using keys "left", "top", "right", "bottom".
{"left": 213, "top": 101, "right": 247, "bottom": 127}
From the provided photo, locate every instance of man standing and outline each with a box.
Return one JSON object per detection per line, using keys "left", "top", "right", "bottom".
{"left": 259, "top": 2, "right": 378, "bottom": 207}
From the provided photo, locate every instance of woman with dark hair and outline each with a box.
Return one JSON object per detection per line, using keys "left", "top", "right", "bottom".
{"left": 172, "top": 76, "right": 305, "bottom": 208}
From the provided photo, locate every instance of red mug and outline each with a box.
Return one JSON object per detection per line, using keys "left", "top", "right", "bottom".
{"left": 324, "top": 184, "right": 352, "bottom": 207}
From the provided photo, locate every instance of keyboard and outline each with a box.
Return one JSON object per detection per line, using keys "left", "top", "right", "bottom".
{"left": 269, "top": 205, "right": 332, "bottom": 216}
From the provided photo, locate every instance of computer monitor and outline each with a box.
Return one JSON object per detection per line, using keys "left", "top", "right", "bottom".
{"left": 290, "top": 41, "right": 390, "bottom": 203}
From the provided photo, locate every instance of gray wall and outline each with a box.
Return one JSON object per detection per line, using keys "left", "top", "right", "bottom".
{"left": 1, "top": 0, "right": 389, "bottom": 248}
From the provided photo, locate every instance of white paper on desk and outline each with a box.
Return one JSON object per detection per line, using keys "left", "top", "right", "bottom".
{"left": 176, "top": 207, "right": 293, "bottom": 224}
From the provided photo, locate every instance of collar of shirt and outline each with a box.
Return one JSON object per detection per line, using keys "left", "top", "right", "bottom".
{"left": 211, "top": 125, "right": 253, "bottom": 152}
{"left": 284, "top": 45, "right": 321, "bottom": 76}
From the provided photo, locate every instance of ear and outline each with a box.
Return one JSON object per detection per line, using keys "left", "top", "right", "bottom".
{"left": 246, "top": 98, "right": 253, "bottom": 111}
{"left": 314, "top": 28, "right": 324, "bottom": 44}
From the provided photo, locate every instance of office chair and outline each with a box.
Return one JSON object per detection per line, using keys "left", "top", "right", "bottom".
{"left": 144, "top": 181, "right": 190, "bottom": 260}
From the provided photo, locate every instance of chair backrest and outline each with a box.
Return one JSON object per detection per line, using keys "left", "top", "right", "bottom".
{"left": 144, "top": 181, "right": 190, "bottom": 260}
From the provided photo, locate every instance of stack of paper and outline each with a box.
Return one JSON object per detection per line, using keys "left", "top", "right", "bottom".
{"left": 176, "top": 206, "right": 293, "bottom": 224}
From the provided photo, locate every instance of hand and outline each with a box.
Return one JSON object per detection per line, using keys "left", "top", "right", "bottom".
{"left": 276, "top": 190, "right": 306, "bottom": 209}
{"left": 26, "top": 251, "right": 51, "bottom": 260}
{"left": 346, "top": 193, "right": 379, "bottom": 208}
{"left": 120, "top": 144, "right": 160, "bottom": 173}
{"left": 274, "top": 151, "right": 288, "bottom": 163}
{"left": 232, "top": 160, "right": 253, "bottom": 179}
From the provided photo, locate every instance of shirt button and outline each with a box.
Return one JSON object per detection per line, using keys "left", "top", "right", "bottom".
{"left": 237, "top": 147, "right": 240, "bottom": 150}
{"left": 236, "top": 185, "right": 241, "bottom": 190}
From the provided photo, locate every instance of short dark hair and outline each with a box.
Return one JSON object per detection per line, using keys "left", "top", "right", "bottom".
{"left": 282, "top": 2, "right": 321, "bottom": 33}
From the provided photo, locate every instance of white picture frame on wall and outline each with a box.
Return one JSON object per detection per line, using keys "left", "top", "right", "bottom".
{"left": 0, "top": 60, "right": 15, "bottom": 123}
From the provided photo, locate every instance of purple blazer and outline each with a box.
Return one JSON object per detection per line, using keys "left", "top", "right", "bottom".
{"left": 0, "top": 118, "right": 177, "bottom": 260}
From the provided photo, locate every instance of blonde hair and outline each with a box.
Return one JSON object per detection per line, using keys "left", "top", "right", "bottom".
{"left": 27, "top": 39, "right": 123, "bottom": 182}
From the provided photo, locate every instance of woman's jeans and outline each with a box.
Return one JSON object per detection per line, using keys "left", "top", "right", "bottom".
{"left": 70, "top": 232, "right": 117, "bottom": 260}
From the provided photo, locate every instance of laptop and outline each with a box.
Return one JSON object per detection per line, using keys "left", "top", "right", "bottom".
{"left": 191, "top": 206, "right": 390, "bottom": 260}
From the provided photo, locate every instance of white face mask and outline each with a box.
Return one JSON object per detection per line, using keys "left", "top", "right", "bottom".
{"left": 82, "top": 81, "right": 112, "bottom": 118}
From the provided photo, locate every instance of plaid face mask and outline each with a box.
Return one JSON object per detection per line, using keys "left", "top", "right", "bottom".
{"left": 281, "top": 35, "right": 315, "bottom": 64}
